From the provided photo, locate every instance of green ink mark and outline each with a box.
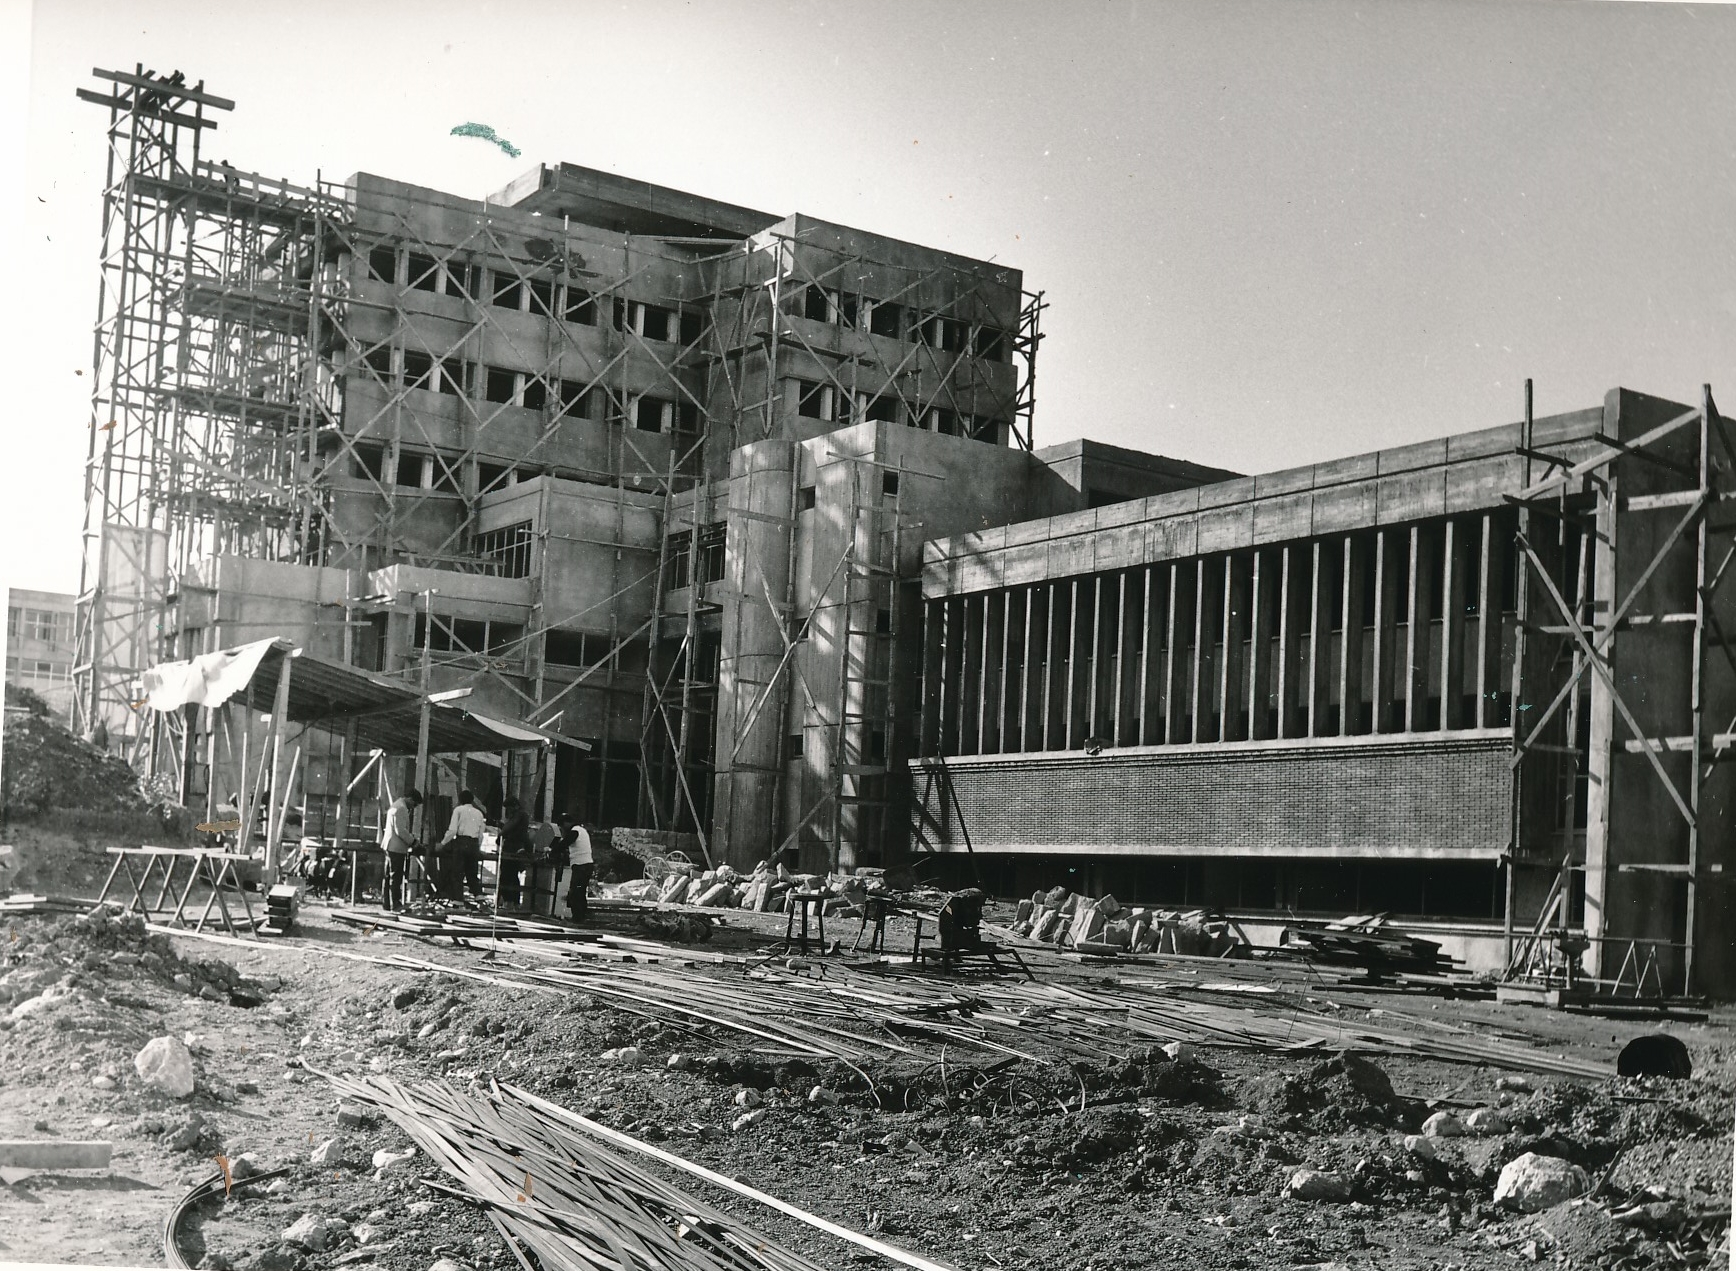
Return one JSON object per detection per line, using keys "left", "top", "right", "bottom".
{"left": 450, "top": 122, "right": 521, "bottom": 159}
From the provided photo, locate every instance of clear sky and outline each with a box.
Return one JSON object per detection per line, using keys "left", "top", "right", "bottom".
{"left": 4, "top": 0, "right": 1735, "bottom": 595}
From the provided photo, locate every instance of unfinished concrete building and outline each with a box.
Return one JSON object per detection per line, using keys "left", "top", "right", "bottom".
{"left": 74, "top": 69, "right": 1733, "bottom": 996}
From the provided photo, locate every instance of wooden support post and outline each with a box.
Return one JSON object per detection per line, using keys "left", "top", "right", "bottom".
{"left": 414, "top": 590, "right": 436, "bottom": 845}
{"left": 1340, "top": 536, "right": 1366, "bottom": 736}
{"left": 1247, "top": 548, "right": 1276, "bottom": 740}
{"left": 1476, "top": 512, "right": 1501, "bottom": 728}
{"left": 1441, "top": 519, "right": 1468, "bottom": 730}
{"left": 261, "top": 652, "right": 294, "bottom": 879}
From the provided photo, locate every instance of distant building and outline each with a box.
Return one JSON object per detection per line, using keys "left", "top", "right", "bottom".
{"left": 7, "top": 588, "right": 76, "bottom": 724}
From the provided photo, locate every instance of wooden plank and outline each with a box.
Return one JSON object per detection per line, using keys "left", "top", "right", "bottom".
{"left": 0, "top": 1141, "right": 112, "bottom": 1169}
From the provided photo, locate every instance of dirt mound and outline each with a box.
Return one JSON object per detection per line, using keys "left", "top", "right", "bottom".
{"left": 1241, "top": 1052, "right": 1414, "bottom": 1131}
{"left": 4, "top": 685, "right": 146, "bottom": 817}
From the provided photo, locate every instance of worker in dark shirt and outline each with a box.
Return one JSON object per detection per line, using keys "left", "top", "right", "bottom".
{"left": 499, "top": 797, "right": 531, "bottom": 909}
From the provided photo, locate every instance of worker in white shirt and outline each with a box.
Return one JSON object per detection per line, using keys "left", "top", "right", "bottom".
{"left": 440, "top": 789, "right": 488, "bottom": 901}
{"left": 380, "top": 788, "right": 422, "bottom": 911}
{"left": 566, "top": 819, "right": 594, "bottom": 922}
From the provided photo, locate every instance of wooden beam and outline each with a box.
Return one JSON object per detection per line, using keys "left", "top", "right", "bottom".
{"left": 0, "top": 1141, "right": 112, "bottom": 1170}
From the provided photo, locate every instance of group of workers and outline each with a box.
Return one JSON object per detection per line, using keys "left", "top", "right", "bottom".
{"left": 380, "top": 788, "right": 595, "bottom": 921}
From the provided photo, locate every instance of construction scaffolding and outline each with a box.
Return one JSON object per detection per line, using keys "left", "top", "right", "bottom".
{"left": 74, "top": 67, "right": 1044, "bottom": 875}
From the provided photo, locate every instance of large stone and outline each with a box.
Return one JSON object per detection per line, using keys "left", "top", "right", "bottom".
{"left": 1464, "top": 1107, "right": 1510, "bottom": 1135}
{"left": 281, "top": 1213, "right": 345, "bottom": 1251}
{"left": 1421, "top": 1110, "right": 1465, "bottom": 1138}
{"left": 1494, "top": 1153, "right": 1589, "bottom": 1213}
{"left": 309, "top": 1138, "right": 342, "bottom": 1166}
{"left": 1067, "top": 903, "right": 1105, "bottom": 947}
{"left": 135, "top": 1036, "right": 196, "bottom": 1099}
{"left": 1286, "top": 1168, "right": 1352, "bottom": 1202}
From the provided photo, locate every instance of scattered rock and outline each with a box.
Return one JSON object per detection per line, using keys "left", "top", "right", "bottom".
{"left": 1421, "top": 1111, "right": 1465, "bottom": 1138}
{"left": 229, "top": 1153, "right": 264, "bottom": 1181}
{"left": 1161, "top": 1041, "right": 1195, "bottom": 1063}
{"left": 1464, "top": 1108, "right": 1509, "bottom": 1135}
{"left": 733, "top": 1088, "right": 762, "bottom": 1109}
{"left": 427, "top": 1260, "right": 473, "bottom": 1271}
{"left": 1287, "top": 1168, "right": 1353, "bottom": 1202}
{"left": 667, "top": 1053, "right": 692, "bottom": 1071}
{"left": 310, "top": 1138, "right": 343, "bottom": 1167}
{"left": 601, "top": 1046, "right": 643, "bottom": 1067}
{"left": 165, "top": 1112, "right": 209, "bottom": 1152}
{"left": 1494, "top": 1153, "right": 1590, "bottom": 1213}
{"left": 91, "top": 1074, "right": 117, "bottom": 1090}
{"left": 281, "top": 1212, "right": 347, "bottom": 1251}
{"left": 249, "top": 1245, "right": 302, "bottom": 1271}
{"left": 407, "top": 1200, "right": 438, "bottom": 1217}
{"left": 1617, "top": 1033, "right": 1693, "bottom": 1079}
{"left": 1399, "top": 1134, "right": 1436, "bottom": 1160}
{"left": 730, "top": 1108, "right": 768, "bottom": 1132}
{"left": 198, "top": 1253, "right": 237, "bottom": 1271}
{"left": 135, "top": 1035, "right": 196, "bottom": 1099}
{"left": 335, "top": 1102, "right": 372, "bottom": 1129}
{"left": 1496, "top": 1075, "right": 1532, "bottom": 1093}
{"left": 807, "top": 1085, "right": 837, "bottom": 1105}
{"left": 372, "top": 1147, "right": 416, "bottom": 1172}
{"left": 351, "top": 1222, "right": 382, "bottom": 1245}
{"left": 392, "top": 986, "right": 422, "bottom": 1009}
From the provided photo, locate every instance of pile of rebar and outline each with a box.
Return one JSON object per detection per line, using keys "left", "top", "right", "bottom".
{"left": 324, "top": 1072, "right": 957, "bottom": 1271}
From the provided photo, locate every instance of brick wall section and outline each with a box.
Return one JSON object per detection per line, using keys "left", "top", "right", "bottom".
{"left": 917, "top": 736, "right": 1512, "bottom": 857}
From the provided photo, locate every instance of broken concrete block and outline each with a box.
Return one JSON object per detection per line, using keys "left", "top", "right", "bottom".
{"left": 1067, "top": 903, "right": 1105, "bottom": 947}
{"left": 666, "top": 1053, "right": 692, "bottom": 1071}
{"left": 335, "top": 1102, "right": 372, "bottom": 1129}
{"left": 1495, "top": 1075, "right": 1532, "bottom": 1093}
{"left": 1128, "top": 920, "right": 1152, "bottom": 952}
{"left": 600, "top": 1046, "right": 644, "bottom": 1067}
{"left": 309, "top": 1137, "right": 343, "bottom": 1167}
{"left": 1032, "top": 909, "right": 1064, "bottom": 942}
{"left": 134, "top": 1036, "right": 195, "bottom": 1099}
{"left": 1058, "top": 893, "right": 1079, "bottom": 917}
{"left": 1014, "top": 899, "right": 1034, "bottom": 924}
{"left": 733, "top": 1087, "right": 762, "bottom": 1109}
{"left": 1421, "top": 1111, "right": 1465, "bottom": 1138}
{"left": 1399, "top": 1134, "right": 1436, "bottom": 1159}
{"left": 1286, "top": 1168, "right": 1352, "bottom": 1202}
{"left": 730, "top": 1108, "right": 768, "bottom": 1132}
{"left": 1161, "top": 1041, "right": 1194, "bottom": 1063}
{"left": 807, "top": 1085, "right": 837, "bottom": 1105}
{"left": 1102, "top": 919, "right": 1133, "bottom": 947}
{"left": 1097, "top": 893, "right": 1121, "bottom": 919}
{"left": 1494, "top": 1153, "right": 1589, "bottom": 1212}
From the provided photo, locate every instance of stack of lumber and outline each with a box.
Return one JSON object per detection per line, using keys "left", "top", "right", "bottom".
{"left": 1280, "top": 915, "right": 1459, "bottom": 977}
{"left": 628, "top": 863, "right": 886, "bottom": 917}
{"left": 324, "top": 1072, "right": 954, "bottom": 1271}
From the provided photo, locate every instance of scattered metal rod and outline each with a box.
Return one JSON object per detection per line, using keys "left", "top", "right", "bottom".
{"left": 163, "top": 1166, "right": 292, "bottom": 1270}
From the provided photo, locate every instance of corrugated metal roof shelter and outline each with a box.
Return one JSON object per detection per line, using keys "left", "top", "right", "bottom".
{"left": 142, "top": 638, "right": 588, "bottom": 876}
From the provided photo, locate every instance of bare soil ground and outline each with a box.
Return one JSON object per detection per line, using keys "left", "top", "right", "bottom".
{"left": 0, "top": 829, "right": 1730, "bottom": 1271}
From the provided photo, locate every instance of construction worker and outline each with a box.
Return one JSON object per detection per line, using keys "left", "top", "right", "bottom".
{"left": 381, "top": 788, "right": 421, "bottom": 911}
{"left": 499, "top": 796, "right": 532, "bottom": 909}
{"left": 440, "top": 789, "right": 487, "bottom": 902}
{"left": 566, "top": 820, "right": 594, "bottom": 922}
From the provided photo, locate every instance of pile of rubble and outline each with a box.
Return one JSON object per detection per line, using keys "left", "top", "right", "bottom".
{"left": 1009, "top": 888, "right": 1245, "bottom": 955}
{"left": 607, "top": 862, "right": 889, "bottom": 917}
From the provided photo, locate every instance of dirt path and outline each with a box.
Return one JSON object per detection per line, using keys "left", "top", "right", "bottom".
{"left": 0, "top": 899, "right": 1729, "bottom": 1271}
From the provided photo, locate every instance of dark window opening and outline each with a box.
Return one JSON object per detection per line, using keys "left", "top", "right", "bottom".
{"left": 521, "top": 376, "right": 548, "bottom": 412}
{"left": 485, "top": 367, "right": 518, "bottom": 405}
{"left": 974, "top": 326, "right": 1007, "bottom": 361}
{"left": 803, "top": 285, "right": 830, "bottom": 322}
{"left": 665, "top": 535, "right": 691, "bottom": 590}
{"left": 396, "top": 453, "right": 424, "bottom": 488}
{"left": 443, "top": 262, "right": 475, "bottom": 301}
{"left": 797, "top": 380, "right": 826, "bottom": 420}
{"left": 367, "top": 246, "right": 397, "bottom": 285}
{"left": 865, "top": 396, "right": 904, "bottom": 424}
{"left": 798, "top": 486, "right": 817, "bottom": 511}
{"left": 635, "top": 397, "right": 669, "bottom": 433}
{"left": 677, "top": 401, "right": 703, "bottom": 434}
{"left": 679, "top": 309, "right": 705, "bottom": 346}
{"left": 869, "top": 300, "right": 902, "bottom": 338}
{"left": 430, "top": 457, "right": 459, "bottom": 494}
{"left": 639, "top": 304, "right": 673, "bottom": 342}
{"left": 406, "top": 253, "right": 438, "bottom": 292}
{"left": 784, "top": 733, "right": 804, "bottom": 763}
{"left": 969, "top": 415, "right": 1003, "bottom": 444}
{"left": 402, "top": 350, "right": 434, "bottom": 392}
{"left": 544, "top": 630, "right": 605, "bottom": 668}
{"left": 363, "top": 345, "right": 393, "bottom": 380}
{"left": 697, "top": 522, "right": 726, "bottom": 585}
{"left": 868, "top": 729, "right": 887, "bottom": 763}
{"left": 528, "top": 277, "right": 555, "bottom": 318}
{"left": 564, "top": 288, "right": 597, "bottom": 325}
{"left": 438, "top": 357, "right": 465, "bottom": 396}
{"left": 612, "top": 296, "right": 627, "bottom": 331}
{"left": 491, "top": 272, "right": 523, "bottom": 311}
{"left": 932, "top": 407, "right": 960, "bottom": 436}
{"left": 477, "top": 461, "right": 510, "bottom": 492}
{"left": 352, "top": 443, "right": 384, "bottom": 482}
{"left": 486, "top": 623, "right": 524, "bottom": 654}
{"left": 882, "top": 472, "right": 900, "bottom": 497}
{"left": 875, "top": 607, "right": 892, "bottom": 634}
{"left": 835, "top": 292, "right": 860, "bottom": 329}
{"left": 477, "top": 521, "right": 534, "bottom": 578}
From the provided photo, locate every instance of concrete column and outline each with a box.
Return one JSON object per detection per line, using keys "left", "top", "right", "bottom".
{"left": 1189, "top": 559, "right": 1211, "bottom": 743}
{"left": 1218, "top": 555, "right": 1246, "bottom": 741}
{"left": 1277, "top": 546, "right": 1307, "bottom": 739}
{"left": 1137, "top": 567, "right": 1158, "bottom": 745}
{"left": 711, "top": 439, "right": 795, "bottom": 868}
{"left": 1163, "top": 563, "right": 1187, "bottom": 743}
{"left": 1372, "top": 529, "right": 1399, "bottom": 733}
{"left": 1441, "top": 518, "right": 1468, "bottom": 730}
{"left": 919, "top": 597, "right": 943, "bottom": 756}
{"left": 1307, "top": 540, "right": 1337, "bottom": 737}
{"left": 1340, "top": 535, "right": 1367, "bottom": 736}
{"left": 1247, "top": 548, "right": 1276, "bottom": 740}
{"left": 1475, "top": 512, "right": 1503, "bottom": 729}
